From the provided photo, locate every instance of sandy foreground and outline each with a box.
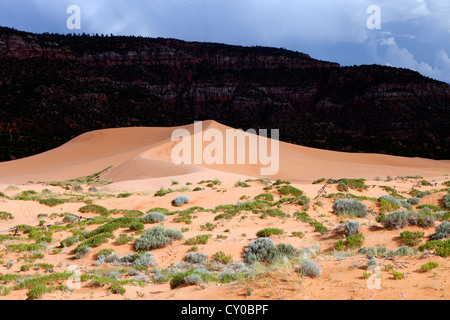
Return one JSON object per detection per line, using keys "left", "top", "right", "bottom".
{"left": 0, "top": 121, "right": 449, "bottom": 300}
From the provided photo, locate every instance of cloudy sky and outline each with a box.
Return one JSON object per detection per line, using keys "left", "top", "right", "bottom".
{"left": 1, "top": 0, "right": 450, "bottom": 83}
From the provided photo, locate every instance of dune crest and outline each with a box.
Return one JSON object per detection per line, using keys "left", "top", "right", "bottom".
{"left": 0, "top": 120, "right": 448, "bottom": 184}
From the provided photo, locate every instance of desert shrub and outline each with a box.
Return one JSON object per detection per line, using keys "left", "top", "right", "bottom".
{"left": 235, "top": 180, "right": 251, "bottom": 188}
{"left": 291, "top": 231, "right": 304, "bottom": 238}
{"left": 344, "top": 221, "right": 360, "bottom": 236}
{"left": 276, "top": 243, "right": 297, "bottom": 259}
{"left": 140, "top": 212, "right": 166, "bottom": 224}
{"left": 60, "top": 234, "right": 85, "bottom": 247}
{"left": 129, "top": 222, "right": 144, "bottom": 231}
{"left": 26, "top": 284, "right": 54, "bottom": 300}
{"left": 312, "top": 178, "right": 326, "bottom": 184}
{"left": 78, "top": 204, "right": 109, "bottom": 216}
{"left": 243, "top": 238, "right": 280, "bottom": 264}
{"left": 185, "top": 252, "right": 208, "bottom": 264}
{"left": 330, "top": 178, "right": 368, "bottom": 191}
{"left": 172, "top": 196, "right": 190, "bottom": 207}
{"left": 358, "top": 246, "right": 387, "bottom": 256}
{"left": 256, "top": 228, "right": 284, "bottom": 238}
{"left": 400, "top": 231, "right": 424, "bottom": 246}
{"left": 334, "top": 239, "right": 345, "bottom": 251}
{"left": 379, "top": 195, "right": 411, "bottom": 214}
{"left": 110, "top": 283, "right": 126, "bottom": 295}
{"left": 214, "top": 251, "right": 233, "bottom": 264}
{"left": 416, "top": 212, "right": 436, "bottom": 228}
{"left": 297, "top": 260, "right": 322, "bottom": 278}
{"left": 278, "top": 185, "right": 302, "bottom": 197}
{"left": 332, "top": 199, "right": 367, "bottom": 218}
{"left": 0, "top": 212, "right": 14, "bottom": 221}
{"left": 154, "top": 187, "right": 175, "bottom": 197}
{"left": 444, "top": 193, "right": 450, "bottom": 209}
{"left": 387, "top": 245, "right": 419, "bottom": 256}
{"left": 407, "top": 197, "right": 421, "bottom": 205}
{"left": 421, "top": 262, "right": 439, "bottom": 272}
{"left": 379, "top": 210, "right": 417, "bottom": 229}
{"left": 430, "top": 221, "right": 450, "bottom": 240}
{"left": 117, "top": 193, "right": 132, "bottom": 198}
{"left": 419, "top": 239, "right": 450, "bottom": 257}
{"left": 75, "top": 233, "right": 114, "bottom": 254}
{"left": 392, "top": 270, "right": 404, "bottom": 280}
{"left": 39, "top": 198, "right": 67, "bottom": 207}
{"left": 254, "top": 193, "right": 274, "bottom": 201}
{"left": 134, "top": 226, "right": 183, "bottom": 251}
{"left": 185, "top": 234, "right": 212, "bottom": 245}
{"left": 345, "top": 233, "right": 365, "bottom": 249}
{"left": 75, "top": 246, "right": 92, "bottom": 259}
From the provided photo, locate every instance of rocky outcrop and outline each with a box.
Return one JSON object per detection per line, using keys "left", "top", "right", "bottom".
{"left": 0, "top": 27, "right": 449, "bottom": 161}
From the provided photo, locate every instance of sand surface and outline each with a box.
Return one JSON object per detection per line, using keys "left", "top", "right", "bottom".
{"left": 0, "top": 121, "right": 448, "bottom": 300}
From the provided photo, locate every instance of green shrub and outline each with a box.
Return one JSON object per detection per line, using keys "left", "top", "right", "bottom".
{"left": 332, "top": 199, "right": 367, "bottom": 218}
{"left": 444, "top": 193, "right": 450, "bottom": 209}
{"left": 278, "top": 185, "right": 303, "bottom": 197}
{"left": 312, "top": 178, "right": 326, "bottom": 184}
{"left": 75, "top": 233, "right": 114, "bottom": 254}
{"left": 421, "top": 262, "right": 439, "bottom": 272}
{"left": 110, "top": 283, "right": 126, "bottom": 295}
{"left": 392, "top": 270, "right": 404, "bottom": 280}
{"left": 154, "top": 187, "right": 175, "bottom": 197}
{"left": 430, "top": 221, "right": 450, "bottom": 240}
{"left": 407, "top": 197, "right": 421, "bottom": 205}
{"left": 254, "top": 193, "right": 274, "bottom": 201}
{"left": 400, "top": 231, "right": 424, "bottom": 246}
{"left": 334, "top": 239, "right": 345, "bottom": 251}
{"left": 243, "top": 238, "right": 279, "bottom": 264}
{"left": 78, "top": 204, "right": 109, "bottom": 216}
{"left": 26, "top": 284, "right": 54, "bottom": 300}
{"left": 291, "top": 231, "right": 304, "bottom": 238}
{"left": 214, "top": 251, "right": 233, "bottom": 264}
{"left": 345, "top": 233, "right": 365, "bottom": 249}
{"left": 344, "top": 221, "right": 360, "bottom": 236}
{"left": 419, "top": 239, "right": 450, "bottom": 257}
{"left": 235, "top": 180, "right": 251, "bottom": 188}
{"left": 39, "top": 198, "right": 67, "bottom": 207}
{"left": 134, "top": 226, "right": 183, "bottom": 251}
{"left": 185, "top": 234, "right": 212, "bottom": 245}
{"left": 256, "top": 228, "right": 284, "bottom": 238}
{"left": 0, "top": 212, "right": 14, "bottom": 221}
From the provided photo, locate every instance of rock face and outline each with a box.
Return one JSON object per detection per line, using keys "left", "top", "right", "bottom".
{"left": 0, "top": 26, "right": 449, "bottom": 161}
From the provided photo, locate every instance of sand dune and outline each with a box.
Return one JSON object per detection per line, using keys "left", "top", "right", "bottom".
{"left": 0, "top": 120, "right": 448, "bottom": 184}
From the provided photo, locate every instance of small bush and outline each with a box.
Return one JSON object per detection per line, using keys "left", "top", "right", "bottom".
{"left": 333, "top": 199, "right": 367, "bottom": 218}
{"left": 172, "top": 196, "right": 190, "bottom": 207}
{"left": 185, "top": 234, "right": 212, "bottom": 245}
{"left": 254, "top": 193, "right": 274, "bottom": 201}
{"left": 75, "top": 246, "right": 92, "bottom": 259}
{"left": 39, "top": 198, "right": 67, "bottom": 207}
{"left": 344, "top": 221, "right": 360, "bottom": 236}
{"left": 185, "top": 252, "right": 208, "bottom": 264}
{"left": 78, "top": 204, "right": 109, "bottom": 216}
{"left": 388, "top": 245, "right": 419, "bottom": 256}
{"left": 407, "top": 197, "right": 421, "bottom": 205}
{"left": 421, "top": 262, "right": 439, "bottom": 272}
{"left": 297, "top": 260, "right": 322, "bottom": 278}
{"left": 345, "top": 233, "right": 365, "bottom": 249}
{"left": 278, "top": 185, "right": 303, "bottom": 197}
{"left": 419, "top": 239, "right": 450, "bottom": 257}
{"left": 0, "top": 211, "right": 14, "bottom": 220}
{"left": 140, "top": 212, "right": 166, "bottom": 224}
{"left": 243, "top": 238, "right": 279, "bottom": 264}
{"left": 134, "top": 226, "right": 183, "bottom": 251}
{"left": 256, "top": 228, "right": 284, "bottom": 238}
{"left": 430, "top": 221, "right": 450, "bottom": 240}
{"left": 444, "top": 193, "right": 450, "bottom": 209}
{"left": 400, "top": 231, "right": 424, "bottom": 246}
{"left": 235, "top": 180, "right": 251, "bottom": 188}
{"left": 392, "top": 270, "right": 404, "bottom": 280}
{"left": 214, "top": 251, "right": 233, "bottom": 264}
